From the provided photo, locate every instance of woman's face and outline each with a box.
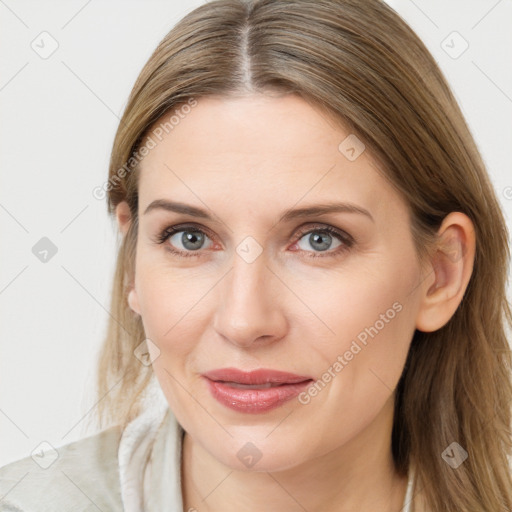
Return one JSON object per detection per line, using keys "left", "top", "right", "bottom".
{"left": 127, "top": 93, "right": 426, "bottom": 472}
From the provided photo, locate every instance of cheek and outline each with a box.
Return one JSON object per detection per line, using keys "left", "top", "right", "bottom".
{"left": 301, "top": 258, "right": 415, "bottom": 336}
{"left": 133, "top": 255, "right": 214, "bottom": 351}
{"left": 295, "top": 249, "right": 420, "bottom": 387}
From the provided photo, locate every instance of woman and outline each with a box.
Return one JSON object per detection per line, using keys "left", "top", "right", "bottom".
{"left": 1, "top": 0, "right": 511, "bottom": 510}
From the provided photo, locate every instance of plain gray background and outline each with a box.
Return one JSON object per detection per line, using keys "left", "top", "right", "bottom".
{"left": 1, "top": 0, "right": 511, "bottom": 467}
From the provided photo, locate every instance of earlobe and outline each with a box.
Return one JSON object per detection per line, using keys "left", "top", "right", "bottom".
{"left": 128, "top": 288, "right": 141, "bottom": 316}
{"left": 415, "top": 212, "right": 475, "bottom": 333}
{"left": 116, "top": 201, "right": 132, "bottom": 236}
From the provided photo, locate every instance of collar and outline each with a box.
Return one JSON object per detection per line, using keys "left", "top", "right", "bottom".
{"left": 118, "top": 385, "right": 184, "bottom": 511}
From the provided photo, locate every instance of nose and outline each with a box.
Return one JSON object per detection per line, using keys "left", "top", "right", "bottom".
{"left": 212, "top": 251, "right": 288, "bottom": 349}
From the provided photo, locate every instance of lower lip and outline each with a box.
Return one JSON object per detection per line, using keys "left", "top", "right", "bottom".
{"left": 204, "top": 377, "right": 312, "bottom": 414}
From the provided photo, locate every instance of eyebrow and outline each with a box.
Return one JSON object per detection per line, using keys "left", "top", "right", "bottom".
{"left": 143, "top": 199, "right": 374, "bottom": 223}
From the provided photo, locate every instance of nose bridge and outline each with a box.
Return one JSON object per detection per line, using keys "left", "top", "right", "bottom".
{"left": 213, "top": 244, "right": 286, "bottom": 347}
{"left": 230, "top": 249, "right": 268, "bottom": 304}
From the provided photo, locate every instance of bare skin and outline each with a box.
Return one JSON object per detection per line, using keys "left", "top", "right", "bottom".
{"left": 116, "top": 93, "right": 475, "bottom": 512}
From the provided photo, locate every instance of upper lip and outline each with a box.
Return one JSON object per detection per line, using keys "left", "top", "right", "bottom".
{"left": 202, "top": 367, "right": 313, "bottom": 385}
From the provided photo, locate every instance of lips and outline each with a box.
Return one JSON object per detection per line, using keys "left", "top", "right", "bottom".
{"left": 202, "top": 367, "right": 314, "bottom": 414}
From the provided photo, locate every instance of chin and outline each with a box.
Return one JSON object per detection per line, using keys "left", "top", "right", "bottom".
{"left": 202, "top": 433, "right": 307, "bottom": 473}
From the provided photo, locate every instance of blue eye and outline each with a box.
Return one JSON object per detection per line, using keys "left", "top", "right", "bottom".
{"left": 154, "top": 223, "right": 354, "bottom": 259}
{"left": 156, "top": 226, "right": 214, "bottom": 258}
{"left": 290, "top": 225, "right": 353, "bottom": 258}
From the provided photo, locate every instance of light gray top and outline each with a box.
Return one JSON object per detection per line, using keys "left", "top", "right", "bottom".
{"left": 0, "top": 404, "right": 184, "bottom": 512}
{"left": 0, "top": 424, "right": 125, "bottom": 511}
{"left": 0, "top": 406, "right": 414, "bottom": 511}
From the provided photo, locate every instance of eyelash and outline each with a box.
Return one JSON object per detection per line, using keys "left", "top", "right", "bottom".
{"left": 153, "top": 223, "right": 355, "bottom": 259}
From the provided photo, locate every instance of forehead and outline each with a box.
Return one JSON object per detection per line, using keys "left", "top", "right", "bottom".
{"left": 137, "top": 94, "right": 405, "bottom": 223}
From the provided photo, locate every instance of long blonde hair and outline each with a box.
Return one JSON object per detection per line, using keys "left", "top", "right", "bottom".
{"left": 96, "top": 0, "right": 512, "bottom": 509}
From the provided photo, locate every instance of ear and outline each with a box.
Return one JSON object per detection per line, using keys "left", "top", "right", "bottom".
{"left": 127, "top": 288, "right": 141, "bottom": 316}
{"left": 115, "top": 201, "right": 141, "bottom": 316}
{"left": 415, "top": 212, "right": 476, "bottom": 332}
{"left": 115, "top": 201, "right": 132, "bottom": 236}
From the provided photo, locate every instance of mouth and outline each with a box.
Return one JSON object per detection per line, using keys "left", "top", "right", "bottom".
{"left": 201, "top": 368, "right": 314, "bottom": 413}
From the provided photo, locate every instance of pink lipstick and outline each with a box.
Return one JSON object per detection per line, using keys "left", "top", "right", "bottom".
{"left": 202, "top": 368, "right": 313, "bottom": 414}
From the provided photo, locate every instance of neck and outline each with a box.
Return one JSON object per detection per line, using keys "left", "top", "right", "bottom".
{"left": 181, "top": 395, "right": 409, "bottom": 512}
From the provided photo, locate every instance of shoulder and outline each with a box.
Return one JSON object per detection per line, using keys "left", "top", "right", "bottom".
{"left": 0, "top": 425, "right": 124, "bottom": 512}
